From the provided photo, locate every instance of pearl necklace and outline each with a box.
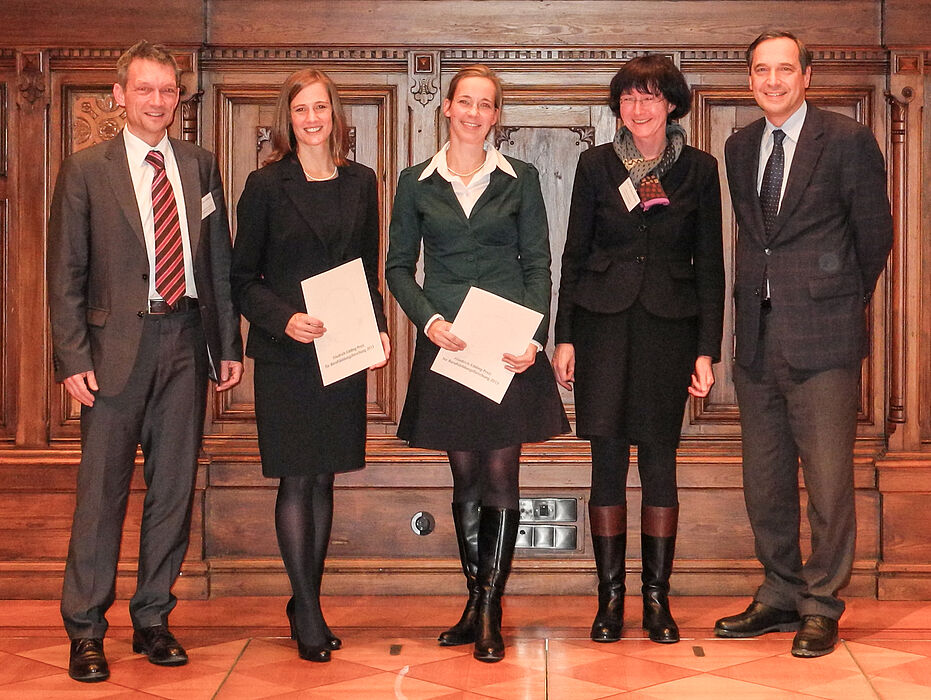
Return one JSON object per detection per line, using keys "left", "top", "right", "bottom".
{"left": 303, "top": 166, "right": 338, "bottom": 181}
{"left": 447, "top": 160, "right": 485, "bottom": 178}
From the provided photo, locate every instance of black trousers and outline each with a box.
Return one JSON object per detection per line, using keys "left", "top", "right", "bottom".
{"left": 61, "top": 311, "right": 208, "bottom": 639}
{"left": 734, "top": 311, "right": 860, "bottom": 620}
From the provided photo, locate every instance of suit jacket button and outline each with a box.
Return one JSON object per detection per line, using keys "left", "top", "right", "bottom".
{"left": 636, "top": 256, "right": 645, "bottom": 263}
{"left": 137, "top": 310, "right": 145, "bottom": 317}
{"left": 753, "top": 289, "right": 760, "bottom": 296}
{"left": 764, "top": 248, "right": 772, "bottom": 255}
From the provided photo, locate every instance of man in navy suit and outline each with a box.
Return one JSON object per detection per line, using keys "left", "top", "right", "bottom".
{"left": 48, "top": 40, "right": 243, "bottom": 682}
{"left": 713, "top": 31, "right": 892, "bottom": 657}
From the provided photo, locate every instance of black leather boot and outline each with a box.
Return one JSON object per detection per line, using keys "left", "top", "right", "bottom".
{"left": 589, "top": 503, "right": 627, "bottom": 642}
{"left": 439, "top": 501, "right": 482, "bottom": 646}
{"left": 641, "top": 505, "right": 679, "bottom": 644}
{"left": 473, "top": 507, "right": 520, "bottom": 663}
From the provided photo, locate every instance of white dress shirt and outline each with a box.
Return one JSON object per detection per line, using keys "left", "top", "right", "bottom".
{"left": 122, "top": 128, "right": 198, "bottom": 300}
{"left": 418, "top": 141, "right": 517, "bottom": 217}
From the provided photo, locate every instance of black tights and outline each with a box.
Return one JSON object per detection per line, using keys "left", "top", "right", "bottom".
{"left": 589, "top": 436, "right": 678, "bottom": 508}
{"left": 448, "top": 445, "right": 522, "bottom": 509}
{"left": 276, "top": 473, "right": 335, "bottom": 645}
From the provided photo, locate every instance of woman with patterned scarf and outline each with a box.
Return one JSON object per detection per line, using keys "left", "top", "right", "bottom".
{"left": 553, "top": 54, "right": 724, "bottom": 644}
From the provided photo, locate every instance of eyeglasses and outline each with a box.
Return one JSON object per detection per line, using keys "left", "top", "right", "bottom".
{"left": 619, "top": 94, "right": 662, "bottom": 107}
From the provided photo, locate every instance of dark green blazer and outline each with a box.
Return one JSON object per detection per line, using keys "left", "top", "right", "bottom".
{"left": 386, "top": 155, "right": 552, "bottom": 346}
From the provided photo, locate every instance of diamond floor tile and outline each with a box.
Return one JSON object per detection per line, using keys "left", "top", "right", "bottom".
{"left": 1, "top": 597, "right": 931, "bottom": 698}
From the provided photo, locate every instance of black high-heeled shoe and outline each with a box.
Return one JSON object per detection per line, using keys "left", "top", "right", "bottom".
{"left": 296, "top": 639, "right": 331, "bottom": 663}
{"left": 286, "top": 597, "right": 341, "bottom": 650}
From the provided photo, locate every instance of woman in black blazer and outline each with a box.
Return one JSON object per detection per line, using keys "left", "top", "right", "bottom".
{"left": 553, "top": 55, "right": 724, "bottom": 645}
{"left": 232, "top": 68, "right": 389, "bottom": 662}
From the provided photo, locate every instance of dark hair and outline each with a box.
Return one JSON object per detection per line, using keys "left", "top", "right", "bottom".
{"left": 266, "top": 68, "right": 349, "bottom": 166}
{"left": 608, "top": 54, "right": 691, "bottom": 120}
{"left": 445, "top": 64, "right": 503, "bottom": 110}
{"left": 746, "top": 30, "right": 813, "bottom": 73}
{"left": 116, "top": 40, "right": 180, "bottom": 88}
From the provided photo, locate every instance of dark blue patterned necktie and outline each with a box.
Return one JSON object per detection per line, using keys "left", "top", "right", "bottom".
{"left": 759, "top": 129, "right": 786, "bottom": 236}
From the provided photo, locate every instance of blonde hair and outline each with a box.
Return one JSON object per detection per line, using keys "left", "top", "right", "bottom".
{"left": 116, "top": 40, "right": 180, "bottom": 88}
{"left": 445, "top": 64, "right": 503, "bottom": 110}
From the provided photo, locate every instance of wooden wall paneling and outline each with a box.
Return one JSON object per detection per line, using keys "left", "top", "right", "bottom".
{"left": 0, "top": 0, "right": 204, "bottom": 48}
{"left": 885, "top": 51, "right": 924, "bottom": 450}
{"left": 875, "top": 51, "right": 931, "bottom": 599}
{"left": 877, "top": 454, "right": 931, "bottom": 598}
{"left": 884, "top": 0, "right": 931, "bottom": 46}
{"left": 207, "top": 1, "right": 884, "bottom": 48}
{"left": 11, "top": 51, "right": 50, "bottom": 448}
{"left": 0, "top": 62, "right": 11, "bottom": 441}
{"left": 923, "top": 67, "right": 931, "bottom": 446}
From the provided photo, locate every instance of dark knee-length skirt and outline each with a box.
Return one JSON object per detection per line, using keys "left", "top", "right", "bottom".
{"left": 253, "top": 359, "right": 367, "bottom": 477}
{"left": 572, "top": 302, "right": 698, "bottom": 446}
{"left": 397, "top": 333, "right": 569, "bottom": 451}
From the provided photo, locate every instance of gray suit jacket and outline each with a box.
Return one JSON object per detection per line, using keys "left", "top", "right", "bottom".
{"left": 726, "top": 105, "right": 893, "bottom": 370}
{"left": 48, "top": 130, "right": 242, "bottom": 394}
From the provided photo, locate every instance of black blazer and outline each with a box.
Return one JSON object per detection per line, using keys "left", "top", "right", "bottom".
{"left": 726, "top": 105, "right": 893, "bottom": 370}
{"left": 555, "top": 143, "right": 725, "bottom": 361}
{"left": 48, "top": 131, "right": 243, "bottom": 394}
{"left": 231, "top": 155, "right": 387, "bottom": 365}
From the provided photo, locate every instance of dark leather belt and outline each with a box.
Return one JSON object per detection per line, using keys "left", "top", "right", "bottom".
{"left": 147, "top": 296, "right": 199, "bottom": 315}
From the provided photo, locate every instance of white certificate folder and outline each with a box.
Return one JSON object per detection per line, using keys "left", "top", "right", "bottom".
{"left": 431, "top": 287, "right": 543, "bottom": 404}
{"left": 300, "top": 258, "right": 385, "bottom": 386}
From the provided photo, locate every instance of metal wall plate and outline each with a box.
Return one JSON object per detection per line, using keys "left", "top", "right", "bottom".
{"left": 516, "top": 498, "right": 580, "bottom": 549}
{"left": 518, "top": 497, "right": 578, "bottom": 523}
{"left": 516, "top": 524, "right": 578, "bottom": 549}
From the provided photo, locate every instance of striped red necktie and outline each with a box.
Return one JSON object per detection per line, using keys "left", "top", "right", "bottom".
{"left": 145, "top": 149, "right": 186, "bottom": 306}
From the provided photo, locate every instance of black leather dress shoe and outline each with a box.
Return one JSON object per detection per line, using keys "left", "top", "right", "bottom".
{"left": 132, "top": 625, "right": 188, "bottom": 666}
{"left": 714, "top": 601, "right": 801, "bottom": 638}
{"left": 69, "top": 638, "right": 109, "bottom": 682}
{"left": 791, "top": 615, "right": 839, "bottom": 657}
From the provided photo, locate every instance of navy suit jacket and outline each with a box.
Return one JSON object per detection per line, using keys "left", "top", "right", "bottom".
{"left": 726, "top": 105, "right": 893, "bottom": 370}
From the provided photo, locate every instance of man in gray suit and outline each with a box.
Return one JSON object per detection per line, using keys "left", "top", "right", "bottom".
{"left": 713, "top": 31, "right": 892, "bottom": 657}
{"left": 48, "top": 40, "right": 243, "bottom": 682}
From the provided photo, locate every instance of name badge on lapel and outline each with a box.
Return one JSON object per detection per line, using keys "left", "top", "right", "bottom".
{"left": 618, "top": 178, "right": 640, "bottom": 212}
{"left": 201, "top": 192, "right": 216, "bottom": 219}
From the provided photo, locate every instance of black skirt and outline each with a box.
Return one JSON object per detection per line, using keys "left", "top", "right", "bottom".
{"left": 572, "top": 302, "right": 698, "bottom": 446}
{"left": 253, "top": 359, "right": 367, "bottom": 477}
{"left": 397, "top": 333, "right": 569, "bottom": 451}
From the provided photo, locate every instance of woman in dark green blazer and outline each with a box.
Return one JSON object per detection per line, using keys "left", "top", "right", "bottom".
{"left": 386, "top": 65, "right": 567, "bottom": 663}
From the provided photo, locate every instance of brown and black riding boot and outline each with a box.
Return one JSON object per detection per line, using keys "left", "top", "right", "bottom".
{"left": 641, "top": 504, "right": 680, "bottom": 644}
{"left": 589, "top": 503, "right": 627, "bottom": 642}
